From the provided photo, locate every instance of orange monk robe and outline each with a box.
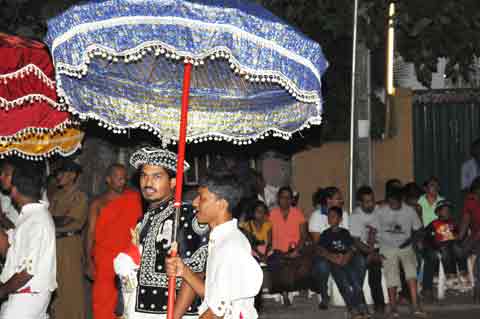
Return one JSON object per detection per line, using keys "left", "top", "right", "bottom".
{"left": 92, "top": 189, "right": 143, "bottom": 319}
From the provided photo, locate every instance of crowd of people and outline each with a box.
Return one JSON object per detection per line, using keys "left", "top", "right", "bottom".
{"left": 0, "top": 144, "right": 479, "bottom": 319}
{"left": 0, "top": 147, "right": 264, "bottom": 319}
{"left": 238, "top": 174, "right": 480, "bottom": 319}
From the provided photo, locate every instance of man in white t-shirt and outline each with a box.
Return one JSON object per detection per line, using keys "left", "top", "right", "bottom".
{"left": 350, "top": 186, "right": 385, "bottom": 314}
{"left": 0, "top": 162, "right": 57, "bottom": 318}
{"left": 166, "top": 172, "right": 263, "bottom": 319}
{"left": 371, "top": 186, "right": 425, "bottom": 318}
{"left": 0, "top": 159, "right": 19, "bottom": 229}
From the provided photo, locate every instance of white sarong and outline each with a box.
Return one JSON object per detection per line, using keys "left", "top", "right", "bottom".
{"left": 0, "top": 291, "right": 51, "bottom": 319}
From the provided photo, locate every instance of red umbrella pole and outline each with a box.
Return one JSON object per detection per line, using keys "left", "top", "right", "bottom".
{"left": 167, "top": 62, "right": 193, "bottom": 319}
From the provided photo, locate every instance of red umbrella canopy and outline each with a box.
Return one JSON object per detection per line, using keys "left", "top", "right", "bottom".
{"left": 0, "top": 33, "right": 83, "bottom": 159}
{"left": 0, "top": 33, "right": 73, "bottom": 139}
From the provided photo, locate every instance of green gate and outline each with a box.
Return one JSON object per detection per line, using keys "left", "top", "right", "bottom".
{"left": 413, "top": 89, "right": 480, "bottom": 212}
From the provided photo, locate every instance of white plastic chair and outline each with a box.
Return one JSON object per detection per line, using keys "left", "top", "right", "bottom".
{"left": 419, "top": 253, "right": 475, "bottom": 300}
{"left": 330, "top": 270, "right": 389, "bottom": 306}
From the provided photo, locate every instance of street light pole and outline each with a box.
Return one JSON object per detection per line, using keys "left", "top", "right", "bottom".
{"left": 348, "top": 0, "right": 359, "bottom": 214}
{"left": 349, "top": 0, "right": 373, "bottom": 213}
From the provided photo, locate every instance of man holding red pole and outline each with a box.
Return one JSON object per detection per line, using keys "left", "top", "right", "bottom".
{"left": 115, "top": 147, "right": 209, "bottom": 319}
{"left": 165, "top": 171, "right": 263, "bottom": 319}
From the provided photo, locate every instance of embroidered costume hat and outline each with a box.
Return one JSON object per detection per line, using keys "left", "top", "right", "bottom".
{"left": 129, "top": 147, "right": 190, "bottom": 173}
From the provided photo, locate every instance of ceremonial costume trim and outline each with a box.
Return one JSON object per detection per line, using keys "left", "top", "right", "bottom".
{"left": 130, "top": 147, "right": 190, "bottom": 173}
{"left": 135, "top": 199, "right": 208, "bottom": 315}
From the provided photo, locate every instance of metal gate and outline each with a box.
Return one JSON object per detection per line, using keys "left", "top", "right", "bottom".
{"left": 413, "top": 89, "right": 480, "bottom": 211}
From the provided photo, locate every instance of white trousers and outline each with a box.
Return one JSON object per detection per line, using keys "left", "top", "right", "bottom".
{"left": 0, "top": 291, "right": 51, "bottom": 319}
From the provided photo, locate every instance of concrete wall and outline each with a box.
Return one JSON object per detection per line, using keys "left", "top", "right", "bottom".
{"left": 292, "top": 88, "right": 414, "bottom": 216}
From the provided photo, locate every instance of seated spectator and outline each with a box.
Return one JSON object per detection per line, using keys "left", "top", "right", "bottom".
{"left": 459, "top": 177, "right": 480, "bottom": 303}
{"left": 402, "top": 182, "right": 424, "bottom": 302}
{"left": 317, "top": 207, "right": 367, "bottom": 319}
{"left": 309, "top": 187, "right": 349, "bottom": 234}
{"left": 311, "top": 187, "right": 325, "bottom": 213}
{"left": 255, "top": 171, "right": 278, "bottom": 210}
{"left": 403, "top": 182, "right": 423, "bottom": 220}
{"left": 268, "top": 186, "right": 308, "bottom": 305}
{"left": 309, "top": 186, "right": 348, "bottom": 309}
{"left": 350, "top": 186, "right": 385, "bottom": 314}
{"left": 423, "top": 200, "right": 469, "bottom": 289}
{"left": 377, "top": 179, "right": 403, "bottom": 206}
{"left": 417, "top": 177, "right": 445, "bottom": 302}
{"left": 241, "top": 201, "right": 273, "bottom": 263}
{"left": 419, "top": 177, "right": 444, "bottom": 226}
{"left": 373, "top": 186, "right": 426, "bottom": 317}
{"left": 269, "top": 187, "right": 307, "bottom": 255}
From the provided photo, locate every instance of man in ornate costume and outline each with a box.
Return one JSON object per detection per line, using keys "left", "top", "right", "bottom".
{"left": 115, "top": 147, "right": 209, "bottom": 319}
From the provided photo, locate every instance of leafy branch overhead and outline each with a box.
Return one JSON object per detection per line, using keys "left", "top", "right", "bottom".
{"left": 1, "top": 0, "right": 478, "bottom": 141}
{"left": 259, "top": 0, "right": 480, "bottom": 86}
{"left": 258, "top": 0, "right": 480, "bottom": 140}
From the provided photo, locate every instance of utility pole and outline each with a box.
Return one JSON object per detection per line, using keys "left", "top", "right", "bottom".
{"left": 354, "top": 42, "right": 372, "bottom": 188}
{"left": 349, "top": 0, "right": 373, "bottom": 212}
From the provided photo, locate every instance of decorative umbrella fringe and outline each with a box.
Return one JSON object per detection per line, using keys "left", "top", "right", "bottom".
{"left": 0, "top": 94, "right": 66, "bottom": 111}
{"left": 0, "top": 130, "right": 84, "bottom": 160}
{"left": 0, "top": 143, "right": 81, "bottom": 160}
{"left": 65, "top": 104, "right": 320, "bottom": 147}
{"left": 0, "top": 119, "right": 79, "bottom": 144}
{"left": 54, "top": 43, "right": 321, "bottom": 105}
{"left": 0, "top": 64, "right": 56, "bottom": 88}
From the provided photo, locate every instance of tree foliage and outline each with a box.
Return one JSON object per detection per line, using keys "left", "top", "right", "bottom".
{"left": 1, "top": 0, "right": 479, "bottom": 141}
{"left": 258, "top": 0, "right": 480, "bottom": 140}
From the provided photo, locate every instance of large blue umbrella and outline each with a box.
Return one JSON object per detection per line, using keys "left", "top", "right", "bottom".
{"left": 46, "top": 0, "right": 327, "bottom": 144}
{"left": 45, "top": 0, "right": 328, "bottom": 315}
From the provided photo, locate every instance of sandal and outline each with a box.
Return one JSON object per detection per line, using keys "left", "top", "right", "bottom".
{"left": 412, "top": 307, "right": 427, "bottom": 318}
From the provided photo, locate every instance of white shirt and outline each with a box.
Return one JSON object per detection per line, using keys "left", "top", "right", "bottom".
{"left": 350, "top": 206, "right": 379, "bottom": 244}
{"left": 0, "top": 201, "right": 57, "bottom": 292}
{"left": 372, "top": 204, "right": 422, "bottom": 249}
{"left": 462, "top": 158, "right": 479, "bottom": 190}
{"left": 308, "top": 208, "right": 349, "bottom": 234}
{"left": 258, "top": 184, "right": 279, "bottom": 210}
{"left": 0, "top": 193, "right": 19, "bottom": 226}
{"left": 199, "top": 219, "right": 263, "bottom": 319}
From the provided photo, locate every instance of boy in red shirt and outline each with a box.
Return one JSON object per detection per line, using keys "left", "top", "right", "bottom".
{"left": 424, "top": 200, "right": 469, "bottom": 289}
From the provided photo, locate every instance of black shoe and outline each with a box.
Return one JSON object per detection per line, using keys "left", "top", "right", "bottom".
{"left": 318, "top": 301, "right": 328, "bottom": 310}
{"left": 374, "top": 305, "right": 385, "bottom": 315}
{"left": 474, "top": 286, "right": 480, "bottom": 304}
{"left": 422, "top": 290, "right": 434, "bottom": 304}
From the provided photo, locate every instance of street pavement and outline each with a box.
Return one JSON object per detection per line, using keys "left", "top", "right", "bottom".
{"left": 260, "top": 292, "right": 480, "bottom": 319}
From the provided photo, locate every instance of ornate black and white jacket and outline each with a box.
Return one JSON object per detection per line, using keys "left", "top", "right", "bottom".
{"left": 135, "top": 198, "right": 209, "bottom": 316}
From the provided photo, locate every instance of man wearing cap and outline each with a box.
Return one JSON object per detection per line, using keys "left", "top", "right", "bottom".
{"left": 115, "top": 147, "right": 208, "bottom": 319}
{"left": 49, "top": 159, "right": 88, "bottom": 319}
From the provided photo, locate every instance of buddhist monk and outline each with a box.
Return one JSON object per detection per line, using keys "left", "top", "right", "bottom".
{"left": 86, "top": 164, "right": 129, "bottom": 280}
{"left": 91, "top": 168, "right": 142, "bottom": 319}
